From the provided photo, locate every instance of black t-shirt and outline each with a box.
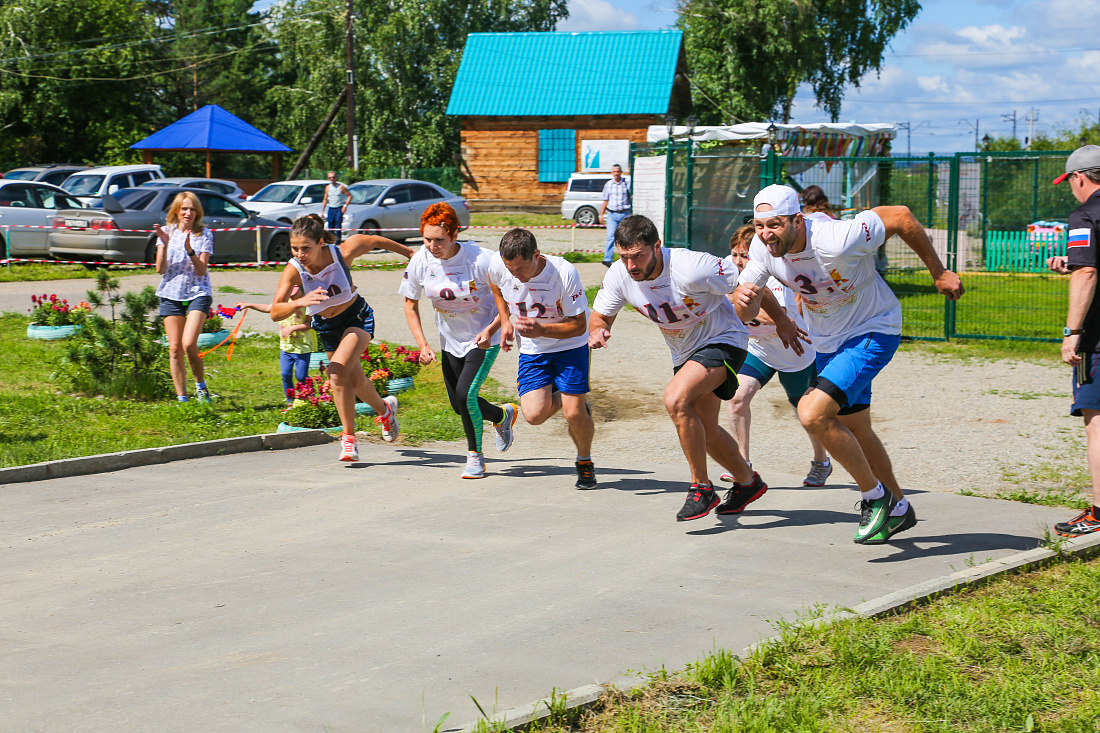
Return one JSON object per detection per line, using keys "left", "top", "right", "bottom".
{"left": 1066, "top": 190, "right": 1100, "bottom": 352}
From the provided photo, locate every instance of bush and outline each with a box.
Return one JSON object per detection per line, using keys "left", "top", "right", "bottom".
{"left": 362, "top": 341, "right": 422, "bottom": 382}
{"left": 56, "top": 275, "right": 171, "bottom": 400}
{"left": 283, "top": 376, "right": 341, "bottom": 428}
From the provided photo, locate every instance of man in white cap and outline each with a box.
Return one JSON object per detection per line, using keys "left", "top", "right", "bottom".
{"left": 735, "top": 185, "right": 963, "bottom": 544}
{"left": 1047, "top": 145, "right": 1100, "bottom": 537}
{"left": 589, "top": 214, "right": 807, "bottom": 523}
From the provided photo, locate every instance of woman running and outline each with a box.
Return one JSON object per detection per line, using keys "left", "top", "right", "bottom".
{"left": 270, "top": 214, "right": 414, "bottom": 461}
{"left": 400, "top": 202, "right": 517, "bottom": 478}
{"left": 154, "top": 191, "right": 215, "bottom": 403}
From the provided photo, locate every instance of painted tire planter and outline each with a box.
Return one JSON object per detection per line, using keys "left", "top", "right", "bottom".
{"left": 197, "top": 329, "right": 230, "bottom": 349}
{"left": 276, "top": 422, "right": 342, "bottom": 435}
{"left": 354, "top": 402, "right": 377, "bottom": 416}
{"left": 386, "top": 377, "right": 415, "bottom": 394}
{"left": 309, "top": 351, "right": 329, "bottom": 371}
{"left": 26, "top": 324, "right": 82, "bottom": 340}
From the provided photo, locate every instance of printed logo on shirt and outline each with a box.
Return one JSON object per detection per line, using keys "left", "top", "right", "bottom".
{"left": 829, "top": 269, "right": 850, "bottom": 287}
{"left": 571, "top": 290, "right": 581, "bottom": 302}
{"left": 861, "top": 222, "right": 872, "bottom": 241}
{"left": 1069, "top": 228, "right": 1093, "bottom": 248}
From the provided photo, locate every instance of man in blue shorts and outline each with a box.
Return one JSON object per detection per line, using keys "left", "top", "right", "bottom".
{"left": 489, "top": 228, "right": 597, "bottom": 489}
{"left": 736, "top": 185, "right": 964, "bottom": 544}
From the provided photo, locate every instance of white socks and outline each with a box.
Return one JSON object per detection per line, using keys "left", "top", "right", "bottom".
{"left": 891, "top": 497, "right": 910, "bottom": 517}
{"left": 860, "top": 482, "right": 886, "bottom": 502}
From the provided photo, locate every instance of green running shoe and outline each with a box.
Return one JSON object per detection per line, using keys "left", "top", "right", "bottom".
{"left": 862, "top": 503, "right": 917, "bottom": 545}
{"left": 853, "top": 490, "right": 898, "bottom": 544}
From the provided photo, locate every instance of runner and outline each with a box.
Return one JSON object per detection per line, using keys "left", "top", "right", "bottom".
{"left": 270, "top": 214, "right": 415, "bottom": 462}
{"left": 589, "top": 214, "right": 806, "bottom": 522}
{"left": 721, "top": 224, "right": 831, "bottom": 487}
{"left": 487, "top": 228, "right": 596, "bottom": 489}
{"left": 735, "top": 185, "right": 963, "bottom": 544}
{"left": 400, "top": 202, "right": 517, "bottom": 479}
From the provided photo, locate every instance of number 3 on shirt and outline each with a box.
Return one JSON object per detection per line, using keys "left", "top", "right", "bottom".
{"left": 793, "top": 275, "right": 818, "bottom": 295}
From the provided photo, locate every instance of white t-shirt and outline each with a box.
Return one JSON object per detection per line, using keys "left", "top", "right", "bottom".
{"left": 155, "top": 225, "right": 214, "bottom": 301}
{"left": 737, "top": 211, "right": 900, "bottom": 354}
{"left": 722, "top": 257, "right": 814, "bottom": 373}
{"left": 488, "top": 253, "right": 589, "bottom": 355}
{"left": 398, "top": 241, "right": 500, "bottom": 358}
{"left": 594, "top": 247, "right": 747, "bottom": 367}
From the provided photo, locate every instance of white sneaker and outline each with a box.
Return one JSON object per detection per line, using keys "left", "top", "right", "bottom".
{"left": 494, "top": 403, "right": 518, "bottom": 452}
{"left": 339, "top": 432, "right": 358, "bottom": 462}
{"left": 377, "top": 395, "right": 399, "bottom": 442}
{"left": 462, "top": 452, "right": 486, "bottom": 479}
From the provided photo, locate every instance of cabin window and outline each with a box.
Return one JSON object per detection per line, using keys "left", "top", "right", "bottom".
{"left": 537, "top": 129, "right": 576, "bottom": 182}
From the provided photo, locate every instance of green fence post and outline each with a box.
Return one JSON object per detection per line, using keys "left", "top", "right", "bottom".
{"left": 664, "top": 137, "right": 674, "bottom": 246}
{"left": 926, "top": 152, "right": 935, "bottom": 227}
{"left": 684, "top": 141, "right": 694, "bottom": 250}
{"left": 945, "top": 154, "right": 961, "bottom": 340}
{"left": 1032, "top": 156, "right": 1040, "bottom": 224}
{"left": 981, "top": 154, "right": 989, "bottom": 262}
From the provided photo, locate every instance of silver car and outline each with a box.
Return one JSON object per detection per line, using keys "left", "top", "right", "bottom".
{"left": 243, "top": 179, "right": 329, "bottom": 223}
{"left": 342, "top": 179, "right": 469, "bottom": 240}
{"left": 49, "top": 187, "right": 291, "bottom": 263}
{"left": 0, "top": 179, "right": 85, "bottom": 258}
{"left": 4, "top": 164, "right": 91, "bottom": 187}
{"left": 141, "top": 177, "right": 248, "bottom": 202}
{"left": 560, "top": 173, "right": 630, "bottom": 227}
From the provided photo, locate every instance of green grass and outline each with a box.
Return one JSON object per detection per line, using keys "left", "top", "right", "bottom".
{"left": 0, "top": 263, "right": 151, "bottom": 282}
{"left": 0, "top": 312, "right": 509, "bottom": 467}
{"left": 469, "top": 213, "right": 573, "bottom": 228}
{"left": 518, "top": 557, "right": 1100, "bottom": 733}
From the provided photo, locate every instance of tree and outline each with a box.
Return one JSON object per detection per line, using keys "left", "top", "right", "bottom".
{"left": 677, "top": 0, "right": 920, "bottom": 124}
{"left": 269, "top": 0, "right": 569, "bottom": 171}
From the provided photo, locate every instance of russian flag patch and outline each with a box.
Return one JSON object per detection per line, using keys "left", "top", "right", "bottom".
{"left": 1069, "top": 228, "right": 1092, "bottom": 248}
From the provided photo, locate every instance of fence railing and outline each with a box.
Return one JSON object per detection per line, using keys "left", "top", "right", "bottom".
{"left": 640, "top": 143, "right": 1077, "bottom": 343}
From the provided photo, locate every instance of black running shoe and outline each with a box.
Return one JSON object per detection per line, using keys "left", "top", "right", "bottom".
{"left": 676, "top": 483, "right": 719, "bottom": 521}
{"left": 716, "top": 472, "right": 768, "bottom": 514}
{"left": 1054, "top": 507, "right": 1100, "bottom": 537}
{"left": 575, "top": 459, "right": 597, "bottom": 490}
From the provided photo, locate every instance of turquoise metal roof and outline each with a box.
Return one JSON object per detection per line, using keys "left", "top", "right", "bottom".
{"left": 447, "top": 31, "right": 682, "bottom": 117}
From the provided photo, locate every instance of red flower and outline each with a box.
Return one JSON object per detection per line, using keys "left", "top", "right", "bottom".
{"left": 49, "top": 294, "right": 57, "bottom": 302}
{"left": 285, "top": 388, "right": 294, "bottom": 398}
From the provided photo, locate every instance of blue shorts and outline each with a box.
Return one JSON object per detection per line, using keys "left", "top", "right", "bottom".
{"left": 739, "top": 353, "right": 816, "bottom": 408}
{"left": 813, "top": 332, "right": 900, "bottom": 415}
{"left": 158, "top": 294, "right": 212, "bottom": 318}
{"left": 517, "top": 344, "right": 590, "bottom": 396}
{"left": 1072, "top": 353, "right": 1100, "bottom": 417}
{"left": 311, "top": 295, "right": 375, "bottom": 353}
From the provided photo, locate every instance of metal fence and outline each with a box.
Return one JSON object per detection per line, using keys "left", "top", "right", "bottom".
{"left": 638, "top": 143, "right": 1078, "bottom": 342}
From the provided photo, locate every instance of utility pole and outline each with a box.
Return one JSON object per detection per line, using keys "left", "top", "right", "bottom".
{"left": 1001, "top": 110, "right": 1017, "bottom": 143}
{"left": 960, "top": 118, "right": 981, "bottom": 150}
{"left": 1080, "top": 108, "right": 1100, "bottom": 129}
{"left": 897, "top": 122, "right": 911, "bottom": 158}
{"left": 1026, "top": 108, "right": 1038, "bottom": 149}
{"left": 345, "top": 0, "right": 357, "bottom": 171}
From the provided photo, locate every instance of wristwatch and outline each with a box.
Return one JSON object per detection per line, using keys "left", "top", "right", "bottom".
{"left": 1064, "top": 327, "right": 1084, "bottom": 336}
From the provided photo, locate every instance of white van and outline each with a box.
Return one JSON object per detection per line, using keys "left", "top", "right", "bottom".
{"left": 61, "top": 164, "right": 164, "bottom": 204}
{"left": 560, "top": 172, "right": 630, "bottom": 226}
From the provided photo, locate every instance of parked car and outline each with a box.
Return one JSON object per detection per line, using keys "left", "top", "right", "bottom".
{"left": 243, "top": 179, "right": 330, "bottom": 222}
{"left": 560, "top": 172, "right": 630, "bottom": 227}
{"left": 4, "top": 164, "right": 91, "bottom": 187}
{"left": 48, "top": 187, "right": 291, "bottom": 264}
{"left": 60, "top": 165, "right": 165, "bottom": 204}
{"left": 0, "top": 179, "right": 85, "bottom": 258}
{"left": 141, "top": 177, "right": 247, "bottom": 201}
{"left": 342, "top": 179, "right": 469, "bottom": 240}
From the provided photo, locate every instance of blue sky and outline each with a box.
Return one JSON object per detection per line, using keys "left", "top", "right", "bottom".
{"left": 558, "top": 0, "right": 1100, "bottom": 154}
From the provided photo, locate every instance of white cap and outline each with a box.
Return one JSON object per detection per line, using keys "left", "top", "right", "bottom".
{"left": 753, "top": 185, "right": 802, "bottom": 217}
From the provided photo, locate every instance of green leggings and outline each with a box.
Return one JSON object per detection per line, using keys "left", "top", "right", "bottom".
{"left": 441, "top": 345, "right": 504, "bottom": 452}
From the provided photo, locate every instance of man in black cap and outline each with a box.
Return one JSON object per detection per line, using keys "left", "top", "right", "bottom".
{"left": 1048, "top": 144, "right": 1100, "bottom": 536}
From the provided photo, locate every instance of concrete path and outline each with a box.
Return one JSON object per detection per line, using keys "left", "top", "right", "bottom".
{"left": 0, "top": 438, "right": 1064, "bottom": 732}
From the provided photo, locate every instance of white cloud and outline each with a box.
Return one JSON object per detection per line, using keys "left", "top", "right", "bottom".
{"left": 557, "top": 0, "right": 641, "bottom": 32}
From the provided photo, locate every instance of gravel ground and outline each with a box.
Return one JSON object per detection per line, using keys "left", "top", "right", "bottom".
{"left": 3, "top": 243, "right": 1082, "bottom": 500}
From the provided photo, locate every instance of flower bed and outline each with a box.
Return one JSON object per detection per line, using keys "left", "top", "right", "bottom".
{"left": 26, "top": 293, "right": 91, "bottom": 339}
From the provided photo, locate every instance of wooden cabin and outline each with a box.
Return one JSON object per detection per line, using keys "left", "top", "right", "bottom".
{"left": 446, "top": 31, "right": 691, "bottom": 209}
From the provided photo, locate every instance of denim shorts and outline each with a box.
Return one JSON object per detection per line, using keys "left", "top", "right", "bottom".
{"left": 158, "top": 294, "right": 212, "bottom": 318}
{"left": 311, "top": 295, "right": 375, "bottom": 353}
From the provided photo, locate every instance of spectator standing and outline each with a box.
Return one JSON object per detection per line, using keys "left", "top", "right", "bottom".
{"left": 325, "top": 171, "right": 351, "bottom": 245}
{"left": 1049, "top": 145, "right": 1100, "bottom": 537}
{"left": 599, "top": 164, "right": 631, "bottom": 267}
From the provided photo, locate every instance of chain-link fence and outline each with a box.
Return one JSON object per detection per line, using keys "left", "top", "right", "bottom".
{"left": 643, "top": 144, "right": 1078, "bottom": 342}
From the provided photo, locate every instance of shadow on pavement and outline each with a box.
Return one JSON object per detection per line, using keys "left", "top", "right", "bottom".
{"left": 866, "top": 532, "right": 1044, "bottom": 562}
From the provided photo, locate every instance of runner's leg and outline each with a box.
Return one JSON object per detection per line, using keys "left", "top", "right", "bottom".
{"left": 440, "top": 350, "right": 477, "bottom": 451}
{"left": 727, "top": 375, "right": 761, "bottom": 462}
{"left": 461, "top": 347, "right": 505, "bottom": 451}
{"left": 519, "top": 386, "right": 560, "bottom": 425}
{"left": 839, "top": 409, "right": 901, "bottom": 499}
{"left": 665, "top": 361, "right": 751, "bottom": 485}
{"left": 777, "top": 365, "right": 829, "bottom": 463}
{"left": 327, "top": 327, "right": 375, "bottom": 434}
{"left": 561, "top": 393, "right": 594, "bottom": 458}
{"left": 798, "top": 388, "right": 878, "bottom": 491}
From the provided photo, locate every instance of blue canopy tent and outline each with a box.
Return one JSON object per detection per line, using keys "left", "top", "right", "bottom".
{"left": 130, "top": 104, "right": 291, "bottom": 182}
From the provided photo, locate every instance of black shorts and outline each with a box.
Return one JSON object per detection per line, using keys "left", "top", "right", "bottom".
{"left": 672, "top": 342, "right": 747, "bottom": 401}
{"left": 311, "top": 295, "right": 375, "bottom": 353}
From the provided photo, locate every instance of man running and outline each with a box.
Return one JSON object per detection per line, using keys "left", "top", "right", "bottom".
{"left": 735, "top": 185, "right": 963, "bottom": 544}
{"left": 488, "top": 228, "right": 597, "bottom": 489}
{"left": 589, "top": 214, "right": 805, "bottom": 522}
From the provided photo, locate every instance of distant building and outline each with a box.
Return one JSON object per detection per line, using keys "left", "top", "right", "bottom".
{"left": 446, "top": 30, "right": 691, "bottom": 209}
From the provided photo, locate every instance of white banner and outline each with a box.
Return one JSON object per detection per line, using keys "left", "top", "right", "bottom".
{"left": 581, "top": 140, "right": 631, "bottom": 173}
{"left": 632, "top": 155, "right": 666, "bottom": 237}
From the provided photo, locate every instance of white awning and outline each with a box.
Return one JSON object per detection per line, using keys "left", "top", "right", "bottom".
{"left": 647, "top": 122, "right": 897, "bottom": 144}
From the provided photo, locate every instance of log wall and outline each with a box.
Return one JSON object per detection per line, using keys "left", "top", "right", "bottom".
{"left": 458, "top": 116, "right": 658, "bottom": 207}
